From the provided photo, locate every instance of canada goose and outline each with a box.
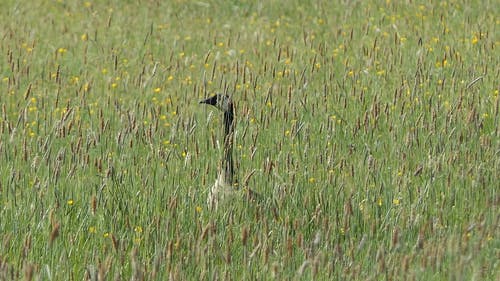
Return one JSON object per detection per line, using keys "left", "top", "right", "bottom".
{"left": 200, "top": 94, "right": 258, "bottom": 209}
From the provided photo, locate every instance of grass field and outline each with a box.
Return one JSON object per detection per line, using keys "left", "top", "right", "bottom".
{"left": 0, "top": 0, "right": 498, "bottom": 280}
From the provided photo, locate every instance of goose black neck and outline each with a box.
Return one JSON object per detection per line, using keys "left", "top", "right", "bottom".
{"left": 223, "top": 104, "right": 234, "bottom": 184}
{"left": 223, "top": 105, "right": 234, "bottom": 137}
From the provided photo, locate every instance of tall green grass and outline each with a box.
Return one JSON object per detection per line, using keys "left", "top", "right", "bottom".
{"left": 0, "top": 0, "right": 498, "bottom": 280}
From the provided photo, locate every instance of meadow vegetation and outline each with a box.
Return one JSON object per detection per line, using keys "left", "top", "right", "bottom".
{"left": 0, "top": 0, "right": 498, "bottom": 280}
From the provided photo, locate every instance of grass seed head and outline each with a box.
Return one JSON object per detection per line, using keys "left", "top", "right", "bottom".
{"left": 49, "top": 222, "right": 60, "bottom": 247}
